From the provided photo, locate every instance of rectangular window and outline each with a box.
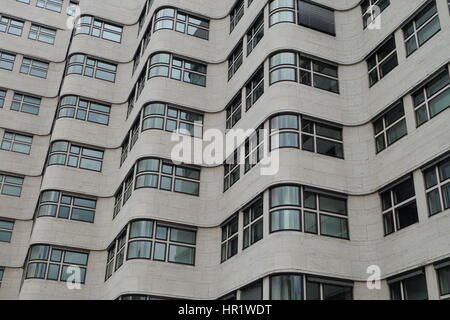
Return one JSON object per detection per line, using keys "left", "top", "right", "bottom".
{"left": 148, "top": 53, "right": 207, "bottom": 87}
{"left": 269, "top": 51, "right": 339, "bottom": 93}
{"left": 20, "top": 57, "right": 49, "bottom": 78}
{"left": 243, "top": 197, "right": 263, "bottom": 249}
{"left": 412, "top": 70, "right": 450, "bottom": 126}
{"left": 0, "top": 268, "right": 3, "bottom": 287}
{"left": 0, "top": 219, "right": 14, "bottom": 243}
{"left": 380, "top": 176, "right": 418, "bottom": 235}
{"left": 245, "top": 66, "right": 264, "bottom": 110}
{"left": 36, "top": 0, "right": 64, "bottom": 13}
{"left": 113, "top": 186, "right": 123, "bottom": 218}
{"left": 48, "top": 141, "right": 104, "bottom": 172}
{"left": 37, "top": 190, "right": 97, "bottom": 223}
{"left": 0, "top": 52, "right": 16, "bottom": 71}
{"left": 435, "top": 259, "right": 450, "bottom": 296}
{"left": 25, "top": 245, "right": 88, "bottom": 283}
{"left": 270, "top": 114, "right": 343, "bottom": 159}
{"left": 221, "top": 215, "right": 238, "bottom": 262}
{"left": 270, "top": 274, "right": 353, "bottom": 300}
{"left": 269, "top": 0, "right": 335, "bottom": 36}
{"left": 153, "top": 8, "right": 209, "bottom": 40}
{"left": 240, "top": 280, "right": 263, "bottom": 300}
{"left": 135, "top": 158, "right": 200, "bottom": 196}
{"left": 1, "top": 131, "right": 33, "bottom": 154}
{"left": 0, "top": 16, "right": 24, "bottom": 36}
{"left": 245, "top": 125, "right": 264, "bottom": 173}
{"left": 361, "top": 0, "right": 390, "bottom": 29}
{"left": 367, "top": 35, "right": 398, "bottom": 87}
{"left": 226, "top": 92, "right": 242, "bottom": 130}
{"left": 403, "top": 1, "right": 440, "bottom": 56}
{"left": 11, "top": 92, "right": 41, "bottom": 115}
{"left": 58, "top": 95, "right": 110, "bottom": 125}
{"left": 246, "top": 13, "right": 264, "bottom": 55}
{"left": 0, "top": 174, "right": 23, "bottom": 197}
{"left": 224, "top": 149, "right": 240, "bottom": 191}
{"left": 423, "top": 157, "right": 450, "bottom": 216}
{"left": 228, "top": 40, "right": 243, "bottom": 80}
{"left": 230, "top": 0, "right": 245, "bottom": 32}
{"left": 29, "top": 24, "right": 57, "bottom": 44}
{"left": 373, "top": 101, "right": 407, "bottom": 153}
{"left": 142, "top": 102, "right": 203, "bottom": 138}
{"left": 388, "top": 269, "right": 428, "bottom": 300}
{"left": 132, "top": 44, "right": 142, "bottom": 74}
{"left": 0, "top": 89, "right": 6, "bottom": 107}
{"left": 270, "top": 185, "right": 349, "bottom": 239}
{"left": 136, "top": 64, "right": 147, "bottom": 99}
{"left": 75, "top": 16, "right": 123, "bottom": 43}
{"left": 66, "top": 54, "right": 117, "bottom": 82}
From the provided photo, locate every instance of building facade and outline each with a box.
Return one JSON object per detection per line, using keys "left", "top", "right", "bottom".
{"left": 0, "top": 0, "right": 449, "bottom": 300}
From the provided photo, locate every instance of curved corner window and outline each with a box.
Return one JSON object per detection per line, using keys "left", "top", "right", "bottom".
{"left": 66, "top": 54, "right": 117, "bottom": 82}
{"left": 75, "top": 16, "right": 122, "bottom": 42}
{"left": 48, "top": 141, "right": 104, "bottom": 172}
{"left": 154, "top": 8, "right": 209, "bottom": 40}
{"left": 58, "top": 95, "right": 110, "bottom": 125}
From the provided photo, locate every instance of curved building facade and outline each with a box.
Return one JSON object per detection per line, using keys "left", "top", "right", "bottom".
{"left": 0, "top": 0, "right": 449, "bottom": 300}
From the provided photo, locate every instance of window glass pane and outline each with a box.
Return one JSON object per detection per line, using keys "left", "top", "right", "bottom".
{"left": 271, "top": 275, "right": 302, "bottom": 300}
{"left": 271, "top": 115, "right": 298, "bottom": 131}
{"left": 427, "top": 190, "right": 442, "bottom": 215}
{"left": 71, "top": 208, "right": 95, "bottom": 222}
{"left": 396, "top": 202, "right": 419, "bottom": 230}
{"left": 320, "top": 215, "right": 348, "bottom": 238}
{"left": 240, "top": 281, "right": 262, "bottom": 300}
{"left": 323, "top": 284, "right": 352, "bottom": 300}
{"left": 129, "top": 220, "right": 153, "bottom": 239}
{"left": 26, "top": 262, "right": 47, "bottom": 279}
{"left": 127, "top": 241, "right": 151, "bottom": 259}
{"left": 174, "top": 179, "right": 199, "bottom": 195}
{"left": 170, "top": 228, "right": 196, "bottom": 244}
{"left": 271, "top": 186, "right": 300, "bottom": 207}
{"left": 168, "top": 245, "right": 194, "bottom": 264}
{"left": 30, "top": 245, "right": 49, "bottom": 260}
{"left": 404, "top": 274, "right": 428, "bottom": 300}
{"left": 153, "top": 242, "right": 166, "bottom": 261}
{"left": 438, "top": 266, "right": 450, "bottom": 296}
{"left": 319, "top": 194, "right": 346, "bottom": 215}
{"left": 271, "top": 209, "right": 301, "bottom": 231}
{"left": 63, "top": 251, "right": 88, "bottom": 265}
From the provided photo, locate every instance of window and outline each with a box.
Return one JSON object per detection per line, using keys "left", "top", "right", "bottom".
{"left": 20, "top": 57, "right": 49, "bottom": 78}
{"left": 380, "top": 176, "right": 418, "bottom": 235}
{"left": 106, "top": 219, "right": 196, "bottom": 279}
{"left": 135, "top": 158, "right": 200, "bottom": 196}
{"left": 36, "top": 0, "right": 64, "bottom": 12}
{"left": 423, "top": 157, "right": 450, "bottom": 216}
{"left": 246, "top": 13, "right": 264, "bottom": 55}
{"left": 132, "top": 45, "right": 142, "bottom": 74}
{"left": 154, "top": 8, "right": 209, "bottom": 40}
{"left": 367, "top": 36, "right": 398, "bottom": 87}
{"left": 412, "top": 70, "right": 450, "bottom": 126}
{"left": 270, "top": 185, "right": 349, "bottom": 239}
{"left": 230, "top": 0, "right": 244, "bottom": 32}
{"left": 126, "top": 87, "right": 136, "bottom": 118}
{"left": 0, "top": 52, "right": 15, "bottom": 71}
{"left": 142, "top": 102, "right": 203, "bottom": 138}
{"left": 126, "top": 220, "right": 196, "bottom": 265}
{"left": 48, "top": 141, "right": 104, "bottom": 172}
{"left": 435, "top": 259, "right": 450, "bottom": 296}
{"left": 75, "top": 16, "right": 123, "bottom": 42}
{"left": 136, "top": 64, "right": 147, "bottom": 99}
{"left": 58, "top": 95, "right": 111, "bottom": 125}
{"left": 66, "top": 54, "right": 117, "bottom": 82}
{"left": 0, "top": 268, "right": 3, "bottom": 287}
{"left": 226, "top": 92, "right": 242, "bottom": 130}
{"left": 243, "top": 197, "right": 263, "bottom": 249}
{"left": 67, "top": 1, "right": 79, "bottom": 16}
{"left": 0, "top": 174, "right": 23, "bottom": 197}
{"left": 37, "top": 190, "right": 97, "bottom": 223}
{"left": 269, "top": 0, "right": 335, "bottom": 35}
{"left": 270, "top": 274, "right": 353, "bottom": 300}
{"left": 245, "top": 125, "right": 264, "bottom": 173}
{"left": 373, "top": 101, "right": 407, "bottom": 153}
{"left": 221, "top": 215, "right": 238, "bottom": 262}
{"left": 270, "top": 114, "right": 344, "bottom": 158}
{"left": 11, "top": 92, "right": 41, "bottom": 115}
{"left": 245, "top": 66, "right": 264, "bottom": 110}
{"left": 269, "top": 51, "right": 339, "bottom": 93}
{"left": 0, "top": 90, "right": 5, "bottom": 107}
{"left": 240, "top": 280, "right": 262, "bottom": 300}
{"left": 224, "top": 149, "right": 240, "bottom": 191}
{"left": 1, "top": 131, "right": 32, "bottom": 154}
{"left": 137, "top": 1, "right": 148, "bottom": 34}
{"left": 388, "top": 269, "right": 428, "bottom": 300}
{"left": 0, "top": 16, "right": 24, "bottom": 36}
{"left": 361, "top": 0, "right": 390, "bottom": 29}
{"left": 29, "top": 24, "right": 56, "bottom": 44}
{"left": 113, "top": 186, "right": 123, "bottom": 218}
{"left": 0, "top": 219, "right": 14, "bottom": 243}
{"left": 148, "top": 52, "right": 207, "bottom": 87}
{"left": 228, "top": 41, "right": 243, "bottom": 80}
{"left": 403, "top": 1, "right": 440, "bottom": 56}
{"left": 25, "top": 245, "right": 89, "bottom": 283}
